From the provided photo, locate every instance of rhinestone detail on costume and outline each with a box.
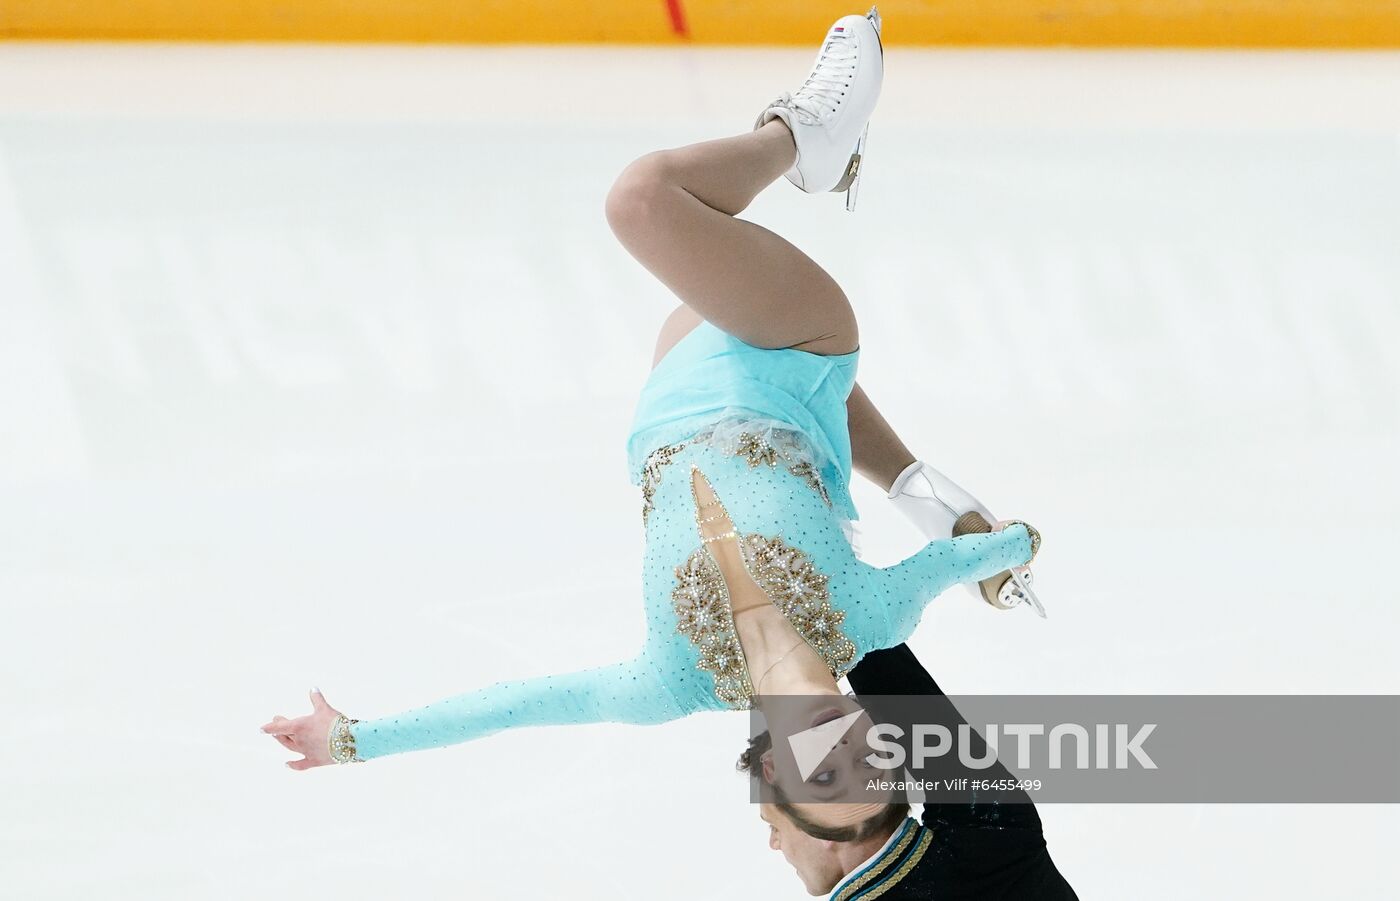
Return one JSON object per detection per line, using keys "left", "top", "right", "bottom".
{"left": 785, "top": 458, "right": 832, "bottom": 506}
{"left": 640, "top": 425, "right": 832, "bottom": 525}
{"left": 640, "top": 441, "right": 687, "bottom": 525}
{"left": 697, "top": 427, "right": 834, "bottom": 507}
{"left": 671, "top": 550, "right": 753, "bottom": 708}
{"left": 738, "top": 533, "right": 856, "bottom": 676}
{"left": 735, "top": 432, "right": 780, "bottom": 468}
{"left": 671, "top": 531, "right": 857, "bottom": 708}
{"left": 328, "top": 714, "right": 364, "bottom": 764}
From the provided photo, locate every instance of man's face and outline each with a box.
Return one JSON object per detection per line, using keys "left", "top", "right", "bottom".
{"left": 762, "top": 703, "right": 895, "bottom": 831}
{"left": 757, "top": 802, "right": 846, "bottom": 895}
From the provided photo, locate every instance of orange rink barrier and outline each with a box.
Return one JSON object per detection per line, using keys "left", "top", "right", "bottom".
{"left": 3, "top": 1, "right": 1400, "bottom": 46}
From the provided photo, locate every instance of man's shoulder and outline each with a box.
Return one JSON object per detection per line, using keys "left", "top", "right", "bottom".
{"left": 829, "top": 818, "right": 937, "bottom": 901}
{"left": 848, "top": 644, "right": 940, "bottom": 698}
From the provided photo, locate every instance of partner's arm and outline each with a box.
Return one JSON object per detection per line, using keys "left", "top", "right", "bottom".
{"left": 846, "top": 643, "right": 940, "bottom": 697}
{"left": 846, "top": 642, "right": 1043, "bottom": 826}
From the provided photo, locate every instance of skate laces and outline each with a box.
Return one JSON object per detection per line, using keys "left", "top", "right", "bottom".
{"left": 779, "top": 29, "right": 859, "bottom": 124}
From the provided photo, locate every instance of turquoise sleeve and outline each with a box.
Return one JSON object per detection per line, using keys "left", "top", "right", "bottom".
{"left": 346, "top": 654, "right": 682, "bottom": 761}
{"left": 860, "top": 524, "right": 1034, "bottom": 645}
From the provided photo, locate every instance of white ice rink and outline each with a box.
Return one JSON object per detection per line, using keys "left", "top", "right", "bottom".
{"left": 2, "top": 42, "right": 1399, "bottom": 898}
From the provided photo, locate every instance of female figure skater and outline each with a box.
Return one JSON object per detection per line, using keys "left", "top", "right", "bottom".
{"left": 261, "top": 10, "right": 1044, "bottom": 828}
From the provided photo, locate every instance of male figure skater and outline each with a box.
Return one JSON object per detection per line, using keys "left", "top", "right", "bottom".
{"left": 745, "top": 645, "right": 1078, "bottom": 899}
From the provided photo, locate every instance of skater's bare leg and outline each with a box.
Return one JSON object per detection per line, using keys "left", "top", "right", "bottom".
{"left": 607, "top": 121, "right": 858, "bottom": 357}
{"left": 847, "top": 383, "right": 916, "bottom": 493}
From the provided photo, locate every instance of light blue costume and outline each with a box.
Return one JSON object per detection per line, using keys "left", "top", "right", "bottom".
{"left": 346, "top": 320, "right": 1032, "bottom": 761}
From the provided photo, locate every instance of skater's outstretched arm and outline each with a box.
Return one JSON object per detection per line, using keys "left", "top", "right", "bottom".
{"left": 861, "top": 524, "right": 1036, "bottom": 643}
{"left": 261, "top": 654, "right": 679, "bottom": 768}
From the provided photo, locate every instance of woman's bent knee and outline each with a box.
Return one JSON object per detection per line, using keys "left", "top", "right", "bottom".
{"left": 605, "top": 151, "right": 679, "bottom": 241}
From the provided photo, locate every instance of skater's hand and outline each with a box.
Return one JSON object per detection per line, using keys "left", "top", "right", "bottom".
{"left": 261, "top": 688, "right": 344, "bottom": 771}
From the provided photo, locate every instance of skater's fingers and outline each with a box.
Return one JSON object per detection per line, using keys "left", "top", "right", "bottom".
{"left": 285, "top": 756, "right": 317, "bottom": 772}
{"left": 261, "top": 715, "right": 294, "bottom": 735}
{"left": 273, "top": 733, "right": 297, "bottom": 751}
